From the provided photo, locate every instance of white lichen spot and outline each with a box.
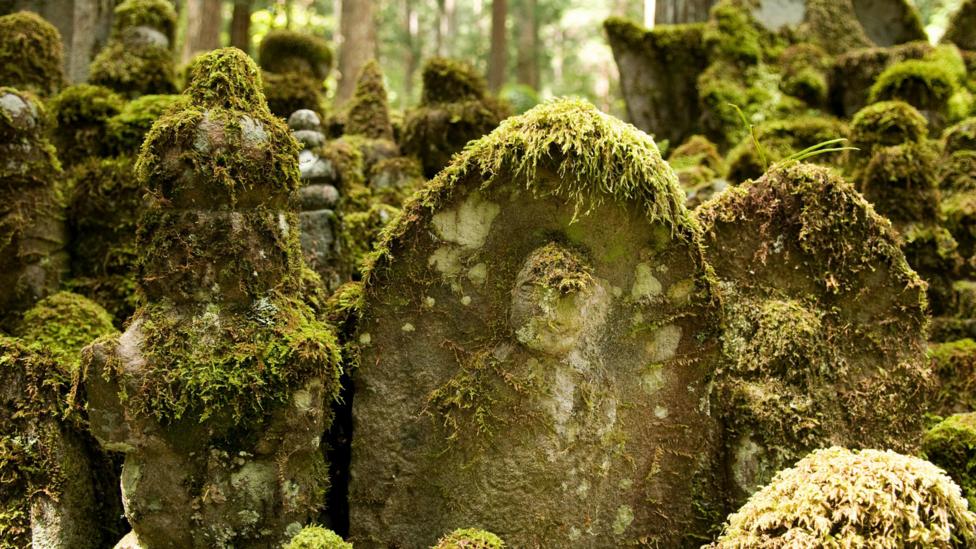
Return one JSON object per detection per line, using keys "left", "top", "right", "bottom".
{"left": 461, "top": 295, "right": 472, "bottom": 306}
{"left": 667, "top": 278, "right": 696, "bottom": 305}
{"left": 467, "top": 262, "right": 488, "bottom": 285}
{"left": 358, "top": 332, "right": 372, "bottom": 345}
{"left": 401, "top": 323, "right": 415, "bottom": 332}
{"left": 431, "top": 191, "right": 500, "bottom": 249}
{"left": 619, "top": 478, "right": 633, "bottom": 489}
{"left": 428, "top": 246, "right": 463, "bottom": 277}
{"left": 646, "top": 324, "right": 682, "bottom": 362}
{"left": 292, "top": 389, "right": 312, "bottom": 411}
{"left": 631, "top": 262, "right": 662, "bottom": 300}
{"left": 612, "top": 286, "right": 623, "bottom": 298}
{"left": 613, "top": 505, "right": 635, "bottom": 535}
{"left": 640, "top": 363, "right": 666, "bottom": 395}
{"left": 577, "top": 480, "right": 590, "bottom": 495}
{"left": 568, "top": 527, "right": 581, "bottom": 541}
{"left": 424, "top": 296, "right": 436, "bottom": 308}
{"left": 654, "top": 406, "right": 669, "bottom": 419}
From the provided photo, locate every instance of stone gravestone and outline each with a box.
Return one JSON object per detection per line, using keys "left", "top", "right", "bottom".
{"left": 696, "top": 163, "right": 931, "bottom": 501}
{"left": 349, "top": 98, "right": 726, "bottom": 547}
{"left": 258, "top": 30, "right": 332, "bottom": 119}
{"left": 81, "top": 49, "right": 342, "bottom": 548}
{"left": 0, "top": 88, "right": 69, "bottom": 332}
{"left": 0, "top": 10, "right": 64, "bottom": 97}
{"left": 88, "top": 0, "right": 177, "bottom": 98}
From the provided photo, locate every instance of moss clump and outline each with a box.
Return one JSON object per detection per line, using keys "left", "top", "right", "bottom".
{"left": 421, "top": 57, "right": 488, "bottom": 104}
{"left": 943, "top": 0, "right": 976, "bottom": 52}
{"left": 928, "top": 339, "right": 976, "bottom": 415}
{"left": 777, "top": 44, "right": 831, "bottom": 107}
{"left": 185, "top": 47, "right": 268, "bottom": 112}
{"left": 801, "top": 0, "right": 872, "bottom": 55}
{"left": 849, "top": 100, "right": 929, "bottom": 152}
{"left": 401, "top": 99, "right": 503, "bottom": 178}
{"left": 868, "top": 46, "right": 972, "bottom": 127}
{"left": 263, "top": 71, "right": 328, "bottom": 119}
{"left": 49, "top": 84, "right": 125, "bottom": 166}
{"left": 0, "top": 11, "right": 64, "bottom": 97}
{"left": 709, "top": 447, "right": 976, "bottom": 548}
{"left": 941, "top": 151, "right": 976, "bottom": 195}
{"left": 669, "top": 134, "right": 723, "bottom": 173}
{"left": 702, "top": 1, "right": 766, "bottom": 64}
{"left": 104, "top": 94, "right": 187, "bottom": 155}
{"left": 858, "top": 142, "right": 941, "bottom": 224}
{"left": 111, "top": 0, "right": 177, "bottom": 43}
{"left": 923, "top": 413, "right": 976, "bottom": 509}
{"left": 258, "top": 30, "right": 332, "bottom": 81}
{"left": 343, "top": 202, "right": 401, "bottom": 274}
{"left": 725, "top": 116, "right": 849, "bottom": 184}
{"left": 88, "top": 39, "right": 177, "bottom": 98}
{"left": 17, "top": 292, "right": 116, "bottom": 373}
{"left": 433, "top": 528, "right": 505, "bottom": 549}
{"left": 944, "top": 118, "right": 976, "bottom": 155}
{"left": 283, "top": 525, "right": 351, "bottom": 549}
{"left": 344, "top": 60, "right": 394, "bottom": 140}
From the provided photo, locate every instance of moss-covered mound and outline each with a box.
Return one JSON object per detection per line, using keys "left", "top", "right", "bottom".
{"left": 725, "top": 116, "right": 849, "bottom": 184}
{"left": 945, "top": 118, "right": 976, "bottom": 155}
{"left": 924, "top": 413, "right": 976, "bottom": 509}
{"left": 928, "top": 339, "right": 976, "bottom": 415}
{"left": 420, "top": 57, "right": 488, "bottom": 104}
{"left": 0, "top": 11, "right": 64, "bottom": 97}
{"left": 868, "top": 46, "right": 972, "bottom": 129}
{"left": 858, "top": 142, "right": 941, "bottom": 224}
{"left": 941, "top": 151, "right": 976, "bottom": 195}
{"left": 263, "top": 70, "right": 328, "bottom": 119}
{"left": 49, "top": 84, "right": 125, "bottom": 166}
{"left": 943, "top": 0, "right": 976, "bottom": 52}
{"left": 709, "top": 447, "right": 976, "bottom": 548}
{"left": 104, "top": 93, "right": 186, "bottom": 154}
{"left": 18, "top": 291, "right": 116, "bottom": 372}
{"left": 258, "top": 30, "right": 332, "bottom": 80}
{"left": 433, "top": 528, "right": 505, "bottom": 549}
{"left": 777, "top": 43, "right": 831, "bottom": 107}
{"left": 849, "top": 100, "right": 929, "bottom": 153}
{"left": 111, "top": 0, "right": 177, "bottom": 43}
{"left": 345, "top": 60, "right": 394, "bottom": 140}
{"left": 284, "top": 525, "right": 351, "bottom": 549}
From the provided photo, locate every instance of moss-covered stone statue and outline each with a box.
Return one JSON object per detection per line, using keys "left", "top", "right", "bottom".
{"left": 923, "top": 413, "right": 976, "bottom": 510}
{"left": 696, "top": 163, "right": 932, "bottom": 502}
{"left": 708, "top": 447, "right": 976, "bottom": 547}
{"left": 433, "top": 529, "right": 505, "bottom": 549}
{"left": 401, "top": 58, "right": 506, "bottom": 178}
{"left": 66, "top": 94, "right": 186, "bottom": 323}
{"left": 667, "top": 134, "right": 728, "bottom": 207}
{"left": 942, "top": 0, "right": 976, "bottom": 53}
{"left": 258, "top": 30, "right": 332, "bottom": 119}
{"left": 48, "top": 83, "right": 125, "bottom": 168}
{"left": 80, "top": 49, "right": 342, "bottom": 548}
{"left": 349, "top": 99, "right": 725, "bottom": 546}
{"left": 0, "top": 87, "right": 69, "bottom": 332}
{"left": 88, "top": 0, "right": 178, "bottom": 98}
{"left": 1, "top": 292, "right": 122, "bottom": 548}
{"left": 0, "top": 11, "right": 64, "bottom": 97}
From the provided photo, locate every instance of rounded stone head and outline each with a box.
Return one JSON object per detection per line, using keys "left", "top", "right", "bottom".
{"left": 0, "top": 11, "right": 64, "bottom": 97}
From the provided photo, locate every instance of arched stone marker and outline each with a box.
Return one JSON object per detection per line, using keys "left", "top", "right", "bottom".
{"left": 349, "top": 98, "right": 725, "bottom": 547}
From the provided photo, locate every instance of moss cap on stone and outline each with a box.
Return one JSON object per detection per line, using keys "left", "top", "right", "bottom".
{"left": 364, "top": 97, "right": 689, "bottom": 283}
{"left": 944, "top": 118, "right": 976, "bottom": 155}
{"left": 709, "top": 447, "right": 976, "bottom": 548}
{"left": 18, "top": 291, "right": 116, "bottom": 374}
{"left": 258, "top": 29, "right": 333, "bottom": 80}
{"left": 433, "top": 528, "right": 505, "bottom": 549}
{"left": 105, "top": 94, "right": 188, "bottom": 155}
{"left": 50, "top": 84, "right": 125, "bottom": 129}
{"left": 344, "top": 59, "right": 394, "bottom": 140}
{"left": 0, "top": 11, "right": 64, "bottom": 97}
{"left": 184, "top": 47, "right": 269, "bottom": 113}
{"left": 923, "top": 413, "right": 976, "bottom": 509}
{"left": 421, "top": 57, "right": 488, "bottom": 104}
{"left": 284, "top": 525, "right": 352, "bottom": 549}
{"left": 850, "top": 100, "right": 929, "bottom": 150}
{"left": 112, "top": 0, "right": 178, "bottom": 43}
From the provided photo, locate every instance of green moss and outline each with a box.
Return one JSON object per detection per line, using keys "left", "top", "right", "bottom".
{"left": 869, "top": 47, "right": 970, "bottom": 121}
{"left": 944, "top": 118, "right": 976, "bottom": 155}
{"left": 668, "top": 134, "right": 724, "bottom": 172}
{"left": 433, "top": 528, "right": 505, "bottom": 549}
{"left": 401, "top": 99, "right": 502, "bottom": 178}
{"left": 708, "top": 447, "right": 976, "bottom": 548}
{"left": 105, "top": 94, "right": 187, "bottom": 155}
{"left": 777, "top": 44, "right": 831, "bottom": 106}
{"left": 941, "top": 151, "right": 976, "bottom": 194}
{"left": 17, "top": 291, "right": 116, "bottom": 373}
{"left": 923, "top": 412, "right": 976, "bottom": 511}
{"left": 849, "top": 100, "right": 928, "bottom": 153}
{"left": 858, "top": 142, "right": 941, "bottom": 225}
{"left": 928, "top": 339, "right": 976, "bottom": 416}
{"left": 88, "top": 40, "right": 178, "bottom": 98}
{"left": 725, "top": 116, "right": 849, "bottom": 184}
{"left": 702, "top": 1, "right": 765, "bottom": 65}
{"left": 943, "top": 0, "right": 976, "bottom": 52}
{"left": 263, "top": 70, "right": 328, "bottom": 119}
{"left": 283, "top": 525, "right": 351, "bottom": 548}
{"left": 258, "top": 30, "right": 332, "bottom": 80}
{"left": 604, "top": 16, "right": 707, "bottom": 67}
{"left": 325, "top": 281, "right": 364, "bottom": 335}
{"left": 420, "top": 57, "right": 488, "bottom": 104}
{"left": 801, "top": 0, "right": 872, "bottom": 55}
{"left": 49, "top": 84, "right": 125, "bottom": 165}
{"left": 343, "top": 202, "right": 401, "bottom": 274}
{"left": 185, "top": 47, "right": 268, "bottom": 112}
{"left": 112, "top": 0, "right": 177, "bottom": 43}
{"left": 344, "top": 60, "right": 394, "bottom": 140}
{"left": 0, "top": 11, "right": 64, "bottom": 97}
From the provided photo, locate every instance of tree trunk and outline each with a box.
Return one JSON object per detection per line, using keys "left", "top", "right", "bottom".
{"left": 516, "top": 0, "right": 538, "bottom": 89}
{"left": 230, "top": 0, "right": 252, "bottom": 53}
{"left": 336, "top": 0, "right": 376, "bottom": 106}
{"left": 182, "top": 0, "right": 223, "bottom": 63}
{"left": 487, "top": 0, "right": 507, "bottom": 92}
{"left": 654, "top": 0, "right": 715, "bottom": 24}
{"left": 403, "top": 0, "right": 419, "bottom": 104}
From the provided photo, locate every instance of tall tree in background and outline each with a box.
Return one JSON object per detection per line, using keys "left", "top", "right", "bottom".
{"left": 230, "top": 0, "right": 253, "bottom": 52}
{"left": 336, "top": 0, "right": 376, "bottom": 105}
{"left": 516, "top": 0, "right": 539, "bottom": 89}
{"left": 488, "top": 0, "right": 507, "bottom": 92}
{"left": 654, "top": 0, "right": 714, "bottom": 24}
{"left": 402, "top": 0, "right": 420, "bottom": 103}
{"left": 182, "top": 0, "right": 223, "bottom": 63}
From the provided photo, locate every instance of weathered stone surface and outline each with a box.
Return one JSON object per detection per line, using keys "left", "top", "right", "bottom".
{"left": 81, "top": 49, "right": 341, "bottom": 548}
{"left": 88, "top": 0, "right": 177, "bottom": 98}
{"left": 0, "top": 88, "right": 68, "bottom": 331}
{"left": 349, "top": 99, "right": 725, "bottom": 547}
{"left": 942, "top": 0, "right": 976, "bottom": 52}
{"left": 696, "top": 164, "right": 931, "bottom": 502}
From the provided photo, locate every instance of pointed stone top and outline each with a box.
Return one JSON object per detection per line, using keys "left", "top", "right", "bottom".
{"left": 113, "top": 0, "right": 178, "bottom": 43}
{"left": 345, "top": 59, "right": 394, "bottom": 140}
{"left": 421, "top": 57, "right": 488, "bottom": 104}
{"left": 185, "top": 47, "right": 269, "bottom": 114}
